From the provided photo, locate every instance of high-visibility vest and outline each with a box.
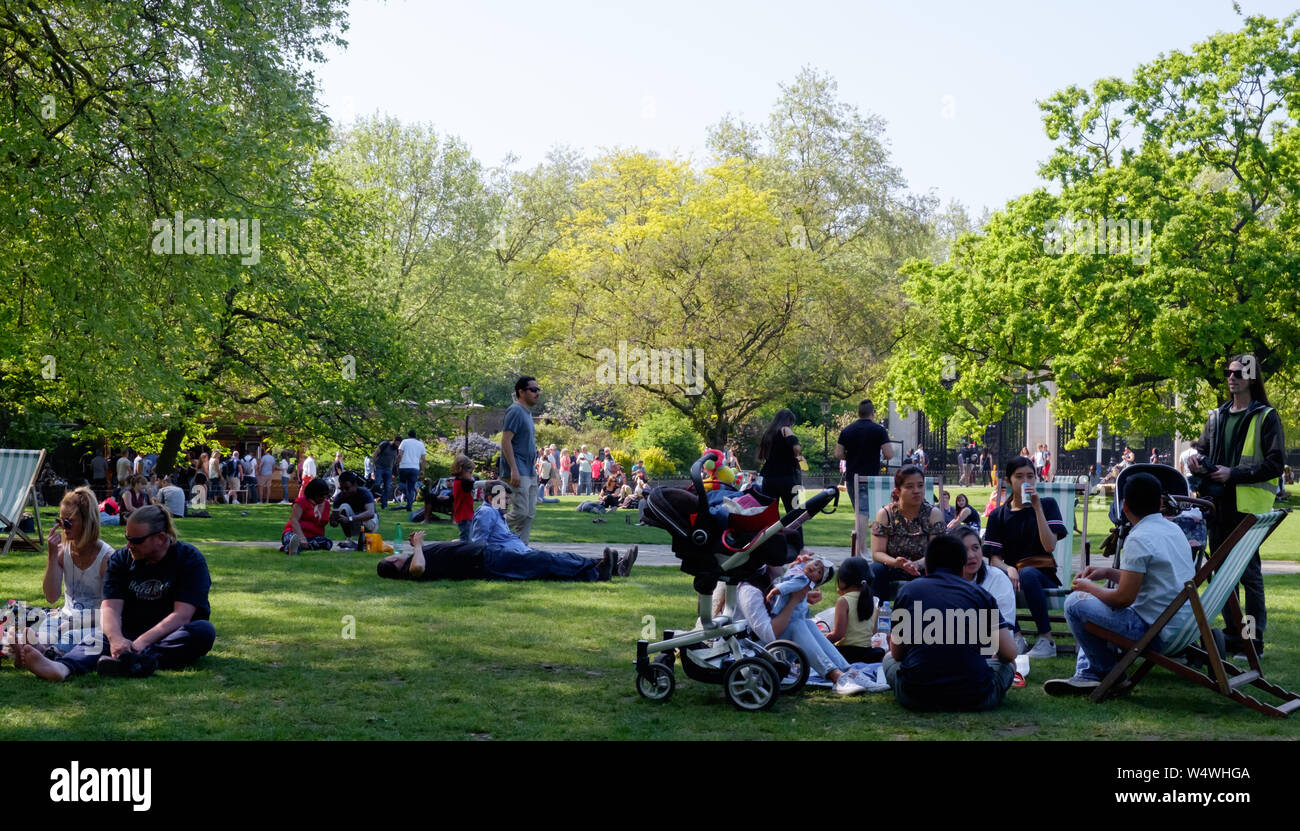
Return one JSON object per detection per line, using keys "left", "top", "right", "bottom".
{"left": 1235, "top": 406, "right": 1276, "bottom": 514}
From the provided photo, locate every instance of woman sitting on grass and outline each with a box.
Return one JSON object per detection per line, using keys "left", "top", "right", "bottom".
{"left": 6, "top": 487, "right": 113, "bottom": 658}
{"left": 281, "top": 478, "right": 333, "bottom": 555}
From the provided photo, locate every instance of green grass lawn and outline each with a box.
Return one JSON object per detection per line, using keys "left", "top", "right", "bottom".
{"left": 39, "top": 485, "right": 1296, "bottom": 559}
{"left": 2, "top": 534, "right": 1299, "bottom": 739}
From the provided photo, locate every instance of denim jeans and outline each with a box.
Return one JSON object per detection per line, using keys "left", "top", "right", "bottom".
{"left": 779, "top": 616, "right": 849, "bottom": 678}
{"left": 483, "top": 546, "right": 599, "bottom": 581}
{"left": 578, "top": 471, "right": 592, "bottom": 496}
{"left": 376, "top": 469, "right": 394, "bottom": 509}
{"left": 398, "top": 468, "right": 419, "bottom": 511}
{"left": 1064, "top": 591, "right": 1158, "bottom": 681}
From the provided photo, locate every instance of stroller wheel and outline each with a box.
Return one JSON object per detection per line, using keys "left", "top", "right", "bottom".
{"left": 636, "top": 662, "right": 675, "bottom": 701}
{"left": 763, "top": 640, "right": 810, "bottom": 695}
{"left": 723, "top": 657, "right": 779, "bottom": 712}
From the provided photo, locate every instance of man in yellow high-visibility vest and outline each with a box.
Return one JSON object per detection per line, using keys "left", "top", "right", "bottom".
{"left": 1189, "top": 354, "right": 1285, "bottom": 656}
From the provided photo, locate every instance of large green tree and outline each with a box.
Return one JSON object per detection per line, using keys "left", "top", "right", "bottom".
{"left": 885, "top": 12, "right": 1300, "bottom": 445}
{"left": 0, "top": 1, "right": 426, "bottom": 465}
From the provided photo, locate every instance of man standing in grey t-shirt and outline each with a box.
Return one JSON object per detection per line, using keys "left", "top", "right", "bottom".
{"left": 500, "top": 376, "right": 540, "bottom": 543}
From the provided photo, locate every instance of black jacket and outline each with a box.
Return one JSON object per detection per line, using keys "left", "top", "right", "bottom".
{"left": 1194, "top": 399, "right": 1285, "bottom": 485}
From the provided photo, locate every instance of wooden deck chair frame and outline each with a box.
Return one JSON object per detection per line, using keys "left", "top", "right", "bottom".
{"left": 1012, "top": 480, "right": 1087, "bottom": 654}
{"left": 1086, "top": 509, "right": 1298, "bottom": 717}
{"left": 0, "top": 448, "right": 46, "bottom": 556}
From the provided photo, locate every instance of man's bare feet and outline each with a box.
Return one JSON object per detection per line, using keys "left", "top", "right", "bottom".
{"left": 15, "top": 644, "right": 70, "bottom": 681}
{"left": 408, "top": 530, "right": 426, "bottom": 578}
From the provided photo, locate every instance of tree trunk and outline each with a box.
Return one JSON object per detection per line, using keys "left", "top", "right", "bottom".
{"left": 158, "top": 426, "right": 186, "bottom": 475}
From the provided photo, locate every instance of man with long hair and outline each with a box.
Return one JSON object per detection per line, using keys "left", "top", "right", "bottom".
{"left": 1189, "top": 354, "right": 1285, "bottom": 656}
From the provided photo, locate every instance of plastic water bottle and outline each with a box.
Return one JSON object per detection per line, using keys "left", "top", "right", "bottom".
{"left": 877, "top": 601, "right": 891, "bottom": 635}
{"left": 395, "top": 522, "right": 402, "bottom": 555}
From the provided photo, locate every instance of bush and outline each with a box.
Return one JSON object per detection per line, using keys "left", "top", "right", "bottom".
{"left": 425, "top": 449, "right": 454, "bottom": 480}
{"left": 535, "top": 423, "right": 578, "bottom": 453}
{"left": 444, "top": 434, "right": 500, "bottom": 469}
{"left": 633, "top": 409, "right": 702, "bottom": 471}
{"left": 639, "top": 446, "right": 675, "bottom": 478}
{"left": 610, "top": 449, "right": 634, "bottom": 470}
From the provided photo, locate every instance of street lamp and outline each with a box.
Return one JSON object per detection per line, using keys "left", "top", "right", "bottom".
{"left": 820, "top": 399, "right": 831, "bottom": 472}
{"left": 460, "top": 386, "right": 472, "bottom": 457}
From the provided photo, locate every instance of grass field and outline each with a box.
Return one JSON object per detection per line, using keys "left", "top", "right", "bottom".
{"left": 32, "top": 484, "right": 1300, "bottom": 560}
{"left": 2, "top": 497, "right": 1300, "bottom": 739}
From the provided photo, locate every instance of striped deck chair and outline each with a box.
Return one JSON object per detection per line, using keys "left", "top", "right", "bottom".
{"left": 1087, "top": 510, "right": 1297, "bottom": 716}
{"left": 1008, "top": 480, "right": 1086, "bottom": 654}
{"left": 849, "top": 474, "right": 936, "bottom": 558}
{"left": 0, "top": 449, "right": 46, "bottom": 556}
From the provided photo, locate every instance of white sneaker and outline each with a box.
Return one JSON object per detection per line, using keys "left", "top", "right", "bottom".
{"left": 833, "top": 673, "right": 868, "bottom": 695}
{"left": 1015, "top": 632, "right": 1030, "bottom": 655}
{"left": 1025, "top": 638, "right": 1057, "bottom": 659}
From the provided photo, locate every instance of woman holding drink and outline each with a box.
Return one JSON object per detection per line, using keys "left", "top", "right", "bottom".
{"left": 982, "top": 456, "right": 1067, "bottom": 659}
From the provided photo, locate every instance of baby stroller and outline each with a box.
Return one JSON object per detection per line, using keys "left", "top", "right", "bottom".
{"left": 634, "top": 454, "right": 841, "bottom": 711}
{"left": 1106, "top": 463, "right": 1213, "bottom": 569}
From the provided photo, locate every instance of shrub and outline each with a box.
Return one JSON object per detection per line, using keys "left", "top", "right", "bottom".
{"left": 633, "top": 409, "right": 702, "bottom": 471}
{"left": 639, "top": 446, "right": 675, "bottom": 478}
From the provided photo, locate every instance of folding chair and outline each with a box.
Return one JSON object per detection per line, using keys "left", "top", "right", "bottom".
{"left": 849, "top": 474, "right": 935, "bottom": 558}
{"left": 0, "top": 449, "right": 47, "bottom": 556}
{"left": 1087, "top": 510, "right": 1298, "bottom": 717}
{"left": 1013, "top": 480, "right": 1086, "bottom": 654}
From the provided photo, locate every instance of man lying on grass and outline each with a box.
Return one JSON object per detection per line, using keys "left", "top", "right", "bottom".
{"left": 7, "top": 505, "right": 215, "bottom": 681}
{"left": 377, "top": 480, "right": 636, "bottom": 582}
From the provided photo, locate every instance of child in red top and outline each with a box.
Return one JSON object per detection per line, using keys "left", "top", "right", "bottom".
{"left": 451, "top": 454, "right": 476, "bottom": 541}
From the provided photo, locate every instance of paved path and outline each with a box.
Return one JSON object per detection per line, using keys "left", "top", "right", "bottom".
{"left": 199, "top": 539, "right": 1300, "bottom": 574}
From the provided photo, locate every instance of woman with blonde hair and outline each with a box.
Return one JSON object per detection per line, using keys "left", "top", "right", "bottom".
{"left": 10, "top": 487, "right": 113, "bottom": 658}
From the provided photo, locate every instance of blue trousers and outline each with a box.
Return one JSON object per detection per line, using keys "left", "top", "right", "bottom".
{"left": 57, "top": 620, "right": 216, "bottom": 676}
{"left": 398, "top": 468, "right": 419, "bottom": 509}
{"left": 484, "top": 547, "right": 600, "bottom": 582}
{"left": 376, "top": 469, "right": 394, "bottom": 508}
{"left": 779, "top": 616, "right": 849, "bottom": 678}
{"left": 1064, "top": 592, "right": 1156, "bottom": 681}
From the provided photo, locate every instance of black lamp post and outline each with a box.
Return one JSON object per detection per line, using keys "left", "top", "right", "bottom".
{"left": 460, "top": 386, "right": 471, "bottom": 457}
{"left": 820, "top": 398, "right": 831, "bottom": 472}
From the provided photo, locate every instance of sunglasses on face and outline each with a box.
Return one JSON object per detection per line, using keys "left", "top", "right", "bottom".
{"left": 525, "top": 387, "right": 540, "bottom": 393}
{"left": 125, "top": 530, "right": 160, "bottom": 545}
{"left": 57, "top": 518, "right": 74, "bottom": 529}
{"left": 1224, "top": 369, "right": 1245, "bottom": 379}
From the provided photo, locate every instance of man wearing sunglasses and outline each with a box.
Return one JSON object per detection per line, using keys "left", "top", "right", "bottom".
{"left": 1189, "top": 354, "right": 1285, "bottom": 656}
{"left": 11, "top": 504, "right": 215, "bottom": 681}
{"left": 500, "top": 376, "right": 540, "bottom": 543}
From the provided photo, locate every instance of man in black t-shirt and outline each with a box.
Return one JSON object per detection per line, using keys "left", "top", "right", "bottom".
{"left": 835, "top": 399, "right": 894, "bottom": 506}
{"left": 11, "top": 505, "right": 215, "bottom": 681}
{"left": 331, "top": 471, "right": 378, "bottom": 550}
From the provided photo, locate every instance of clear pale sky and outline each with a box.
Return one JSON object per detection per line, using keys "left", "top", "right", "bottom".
{"left": 315, "top": 0, "right": 1296, "bottom": 215}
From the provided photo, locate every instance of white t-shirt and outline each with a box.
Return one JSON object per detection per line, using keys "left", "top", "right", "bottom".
{"left": 398, "top": 438, "right": 426, "bottom": 470}
{"left": 975, "top": 565, "right": 1017, "bottom": 628}
{"left": 1177, "top": 446, "right": 1199, "bottom": 477}
{"left": 303, "top": 457, "right": 317, "bottom": 477}
{"left": 279, "top": 459, "right": 290, "bottom": 476}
